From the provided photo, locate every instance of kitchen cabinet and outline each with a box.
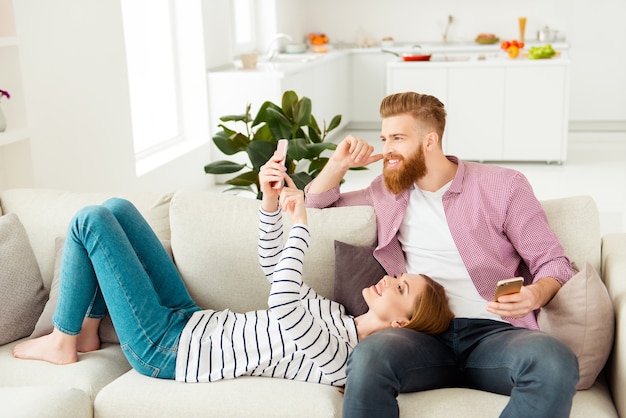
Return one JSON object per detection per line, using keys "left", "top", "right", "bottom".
{"left": 207, "top": 52, "right": 349, "bottom": 138}
{"left": 386, "top": 57, "right": 570, "bottom": 162}
{"left": 350, "top": 52, "right": 393, "bottom": 125}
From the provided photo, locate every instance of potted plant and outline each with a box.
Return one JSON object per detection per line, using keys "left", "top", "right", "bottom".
{"left": 204, "top": 90, "right": 342, "bottom": 199}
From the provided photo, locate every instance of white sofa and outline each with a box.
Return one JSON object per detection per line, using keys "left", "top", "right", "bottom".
{"left": 0, "top": 188, "right": 623, "bottom": 418}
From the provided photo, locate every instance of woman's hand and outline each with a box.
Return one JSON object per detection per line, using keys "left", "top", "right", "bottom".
{"left": 280, "top": 176, "right": 307, "bottom": 226}
{"left": 259, "top": 150, "right": 287, "bottom": 212}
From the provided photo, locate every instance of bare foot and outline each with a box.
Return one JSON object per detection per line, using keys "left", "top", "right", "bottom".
{"left": 12, "top": 331, "right": 78, "bottom": 365}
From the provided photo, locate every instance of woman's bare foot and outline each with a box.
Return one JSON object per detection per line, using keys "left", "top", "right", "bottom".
{"left": 12, "top": 330, "right": 78, "bottom": 365}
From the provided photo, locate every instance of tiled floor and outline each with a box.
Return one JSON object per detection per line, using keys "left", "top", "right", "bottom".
{"left": 336, "top": 129, "right": 626, "bottom": 235}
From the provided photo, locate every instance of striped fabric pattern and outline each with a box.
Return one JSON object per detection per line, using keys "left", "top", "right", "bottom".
{"left": 175, "top": 209, "right": 358, "bottom": 386}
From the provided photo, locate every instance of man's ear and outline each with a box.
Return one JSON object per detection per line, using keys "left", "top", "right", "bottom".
{"left": 391, "top": 318, "right": 409, "bottom": 328}
{"left": 424, "top": 131, "right": 439, "bottom": 151}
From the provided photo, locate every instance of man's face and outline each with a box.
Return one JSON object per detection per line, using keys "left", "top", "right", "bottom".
{"left": 381, "top": 114, "right": 428, "bottom": 194}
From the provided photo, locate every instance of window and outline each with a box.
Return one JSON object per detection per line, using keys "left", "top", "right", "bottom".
{"left": 232, "top": 0, "right": 256, "bottom": 55}
{"left": 121, "top": 0, "right": 209, "bottom": 175}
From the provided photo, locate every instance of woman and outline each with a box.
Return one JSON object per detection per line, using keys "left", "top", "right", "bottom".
{"left": 13, "top": 153, "right": 454, "bottom": 386}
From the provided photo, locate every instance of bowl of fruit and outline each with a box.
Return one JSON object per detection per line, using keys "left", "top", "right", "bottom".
{"left": 500, "top": 39, "right": 525, "bottom": 58}
{"left": 308, "top": 32, "right": 330, "bottom": 53}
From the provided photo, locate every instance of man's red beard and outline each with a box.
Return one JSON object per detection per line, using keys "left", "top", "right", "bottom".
{"left": 383, "top": 144, "right": 427, "bottom": 195}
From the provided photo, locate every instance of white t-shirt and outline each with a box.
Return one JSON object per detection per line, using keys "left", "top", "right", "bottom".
{"left": 399, "top": 182, "right": 503, "bottom": 321}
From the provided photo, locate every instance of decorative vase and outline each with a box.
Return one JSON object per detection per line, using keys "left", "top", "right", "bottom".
{"left": 0, "top": 103, "right": 7, "bottom": 132}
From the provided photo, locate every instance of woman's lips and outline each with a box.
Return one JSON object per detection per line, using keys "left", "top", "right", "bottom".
{"left": 371, "top": 283, "right": 382, "bottom": 296}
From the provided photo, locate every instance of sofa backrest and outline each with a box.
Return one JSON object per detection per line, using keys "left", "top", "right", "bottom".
{"left": 541, "top": 195, "right": 601, "bottom": 274}
{"left": 169, "top": 190, "right": 377, "bottom": 312}
{"left": 0, "top": 188, "right": 173, "bottom": 289}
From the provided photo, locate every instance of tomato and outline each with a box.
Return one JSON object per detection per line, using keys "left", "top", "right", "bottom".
{"left": 519, "top": 41, "right": 525, "bottom": 49}
{"left": 500, "top": 40, "right": 511, "bottom": 50}
{"left": 507, "top": 45, "right": 520, "bottom": 58}
{"left": 510, "top": 40, "right": 519, "bottom": 47}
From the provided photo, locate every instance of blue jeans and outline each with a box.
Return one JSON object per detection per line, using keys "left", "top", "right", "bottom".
{"left": 343, "top": 319, "right": 579, "bottom": 418}
{"left": 53, "top": 198, "right": 201, "bottom": 379}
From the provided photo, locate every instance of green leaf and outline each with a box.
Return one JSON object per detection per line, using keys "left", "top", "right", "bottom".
{"left": 266, "top": 107, "right": 293, "bottom": 139}
{"left": 293, "top": 97, "right": 312, "bottom": 127}
{"left": 252, "top": 101, "right": 283, "bottom": 127}
{"left": 225, "top": 170, "right": 258, "bottom": 186}
{"left": 212, "top": 130, "right": 249, "bottom": 155}
{"left": 288, "top": 138, "right": 336, "bottom": 160}
{"left": 252, "top": 124, "right": 275, "bottom": 142}
{"left": 247, "top": 140, "right": 277, "bottom": 171}
{"left": 308, "top": 157, "right": 329, "bottom": 175}
{"left": 308, "top": 128, "right": 322, "bottom": 144}
{"left": 204, "top": 160, "right": 246, "bottom": 174}
{"left": 290, "top": 171, "right": 314, "bottom": 190}
{"left": 219, "top": 113, "right": 250, "bottom": 123}
{"left": 327, "top": 114, "right": 342, "bottom": 132}
{"left": 281, "top": 90, "right": 299, "bottom": 119}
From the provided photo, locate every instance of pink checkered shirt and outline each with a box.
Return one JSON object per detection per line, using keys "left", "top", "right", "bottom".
{"left": 305, "top": 156, "right": 575, "bottom": 329}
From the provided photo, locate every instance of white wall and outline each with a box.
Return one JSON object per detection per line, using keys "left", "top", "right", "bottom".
{"left": 11, "top": 0, "right": 212, "bottom": 193}
{"left": 273, "top": 0, "right": 626, "bottom": 124}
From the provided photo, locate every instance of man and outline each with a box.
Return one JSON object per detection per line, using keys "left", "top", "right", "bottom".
{"left": 305, "top": 92, "right": 578, "bottom": 418}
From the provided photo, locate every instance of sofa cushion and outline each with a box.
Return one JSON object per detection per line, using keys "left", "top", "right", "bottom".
{"left": 169, "top": 191, "right": 376, "bottom": 312}
{"left": 31, "top": 237, "right": 173, "bottom": 344}
{"left": 94, "top": 371, "right": 344, "bottom": 418}
{"left": 538, "top": 262, "right": 614, "bottom": 390}
{"left": 333, "top": 240, "right": 386, "bottom": 316}
{"left": 0, "top": 340, "right": 131, "bottom": 398}
{"left": 0, "top": 386, "right": 92, "bottom": 418}
{"left": 0, "top": 188, "right": 173, "bottom": 289}
{"left": 0, "top": 213, "right": 48, "bottom": 345}
{"left": 541, "top": 195, "right": 601, "bottom": 275}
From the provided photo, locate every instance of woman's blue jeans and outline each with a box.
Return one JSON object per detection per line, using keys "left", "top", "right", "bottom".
{"left": 52, "top": 198, "right": 200, "bottom": 379}
{"left": 343, "top": 319, "right": 579, "bottom": 418}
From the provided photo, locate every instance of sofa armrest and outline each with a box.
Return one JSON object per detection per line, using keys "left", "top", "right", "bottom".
{"left": 601, "top": 233, "right": 626, "bottom": 416}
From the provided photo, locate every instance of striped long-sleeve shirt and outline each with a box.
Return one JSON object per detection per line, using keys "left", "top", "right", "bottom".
{"left": 175, "top": 208, "right": 359, "bottom": 386}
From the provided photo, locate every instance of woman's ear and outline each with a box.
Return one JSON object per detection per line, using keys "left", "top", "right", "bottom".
{"left": 391, "top": 318, "right": 409, "bottom": 328}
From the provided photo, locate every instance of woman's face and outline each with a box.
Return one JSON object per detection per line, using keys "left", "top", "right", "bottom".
{"left": 362, "top": 274, "right": 427, "bottom": 324}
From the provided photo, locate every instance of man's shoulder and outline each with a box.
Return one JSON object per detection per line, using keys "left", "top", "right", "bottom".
{"left": 461, "top": 160, "right": 524, "bottom": 181}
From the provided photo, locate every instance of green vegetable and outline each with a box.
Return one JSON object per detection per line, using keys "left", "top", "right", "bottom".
{"left": 528, "top": 44, "right": 556, "bottom": 59}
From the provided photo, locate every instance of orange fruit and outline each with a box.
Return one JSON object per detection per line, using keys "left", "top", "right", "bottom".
{"left": 507, "top": 45, "right": 520, "bottom": 58}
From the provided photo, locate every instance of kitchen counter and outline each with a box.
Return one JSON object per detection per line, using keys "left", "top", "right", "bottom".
{"left": 209, "top": 50, "right": 350, "bottom": 75}
{"left": 208, "top": 41, "right": 570, "bottom": 75}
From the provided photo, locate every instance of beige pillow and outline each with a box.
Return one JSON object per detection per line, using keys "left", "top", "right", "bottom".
{"left": 537, "top": 262, "right": 614, "bottom": 390}
{"left": 0, "top": 213, "right": 48, "bottom": 345}
{"left": 31, "top": 237, "right": 173, "bottom": 344}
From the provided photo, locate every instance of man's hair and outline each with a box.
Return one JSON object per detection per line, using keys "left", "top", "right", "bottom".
{"left": 403, "top": 274, "right": 454, "bottom": 334}
{"left": 380, "top": 92, "right": 447, "bottom": 144}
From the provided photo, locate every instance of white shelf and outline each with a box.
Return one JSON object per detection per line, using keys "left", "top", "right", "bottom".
{"left": 0, "top": 128, "right": 29, "bottom": 146}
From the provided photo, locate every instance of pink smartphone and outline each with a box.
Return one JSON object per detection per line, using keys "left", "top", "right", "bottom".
{"left": 272, "top": 139, "right": 288, "bottom": 189}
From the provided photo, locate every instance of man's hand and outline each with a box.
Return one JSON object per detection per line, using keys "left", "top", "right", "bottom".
{"left": 330, "top": 135, "right": 384, "bottom": 169}
{"left": 487, "top": 277, "right": 561, "bottom": 318}
{"left": 307, "top": 135, "right": 383, "bottom": 194}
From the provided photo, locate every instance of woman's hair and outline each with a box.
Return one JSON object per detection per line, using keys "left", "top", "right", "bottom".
{"left": 403, "top": 274, "right": 454, "bottom": 334}
{"left": 380, "top": 92, "right": 447, "bottom": 145}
